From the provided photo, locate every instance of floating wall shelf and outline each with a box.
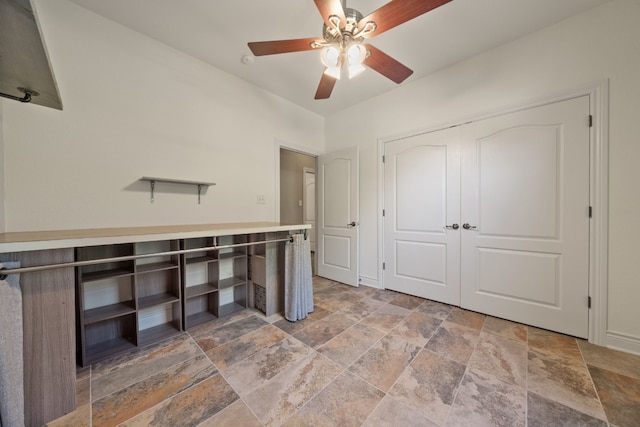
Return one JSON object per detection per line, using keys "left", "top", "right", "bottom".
{"left": 140, "top": 177, "right": 216, "bottom": 204}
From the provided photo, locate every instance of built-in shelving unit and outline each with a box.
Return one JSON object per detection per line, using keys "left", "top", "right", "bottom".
{"left": 75, "top": 240, "right": 183, "bottom": 366}
{"left": 72, "top": 227, "right": 301, "bottom": 366}
{"left": 248, "top": 232, "right": 284, "bottom": 317}
{"left": 181, "top": 235, "right": 248, "bottom": 329}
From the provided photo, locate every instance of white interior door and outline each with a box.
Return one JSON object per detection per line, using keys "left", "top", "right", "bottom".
{"left": 383, "top": 127, "right": 461, "bottom": 305}
{"left": 318, "top": 146, "right": 359, "bottom": 286}
{"left": 460, "top": 96, "right": 590, "bottom": 338}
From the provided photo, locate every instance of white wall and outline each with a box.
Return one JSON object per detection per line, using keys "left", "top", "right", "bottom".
{"left": 325, "top": 0, "right": 640, "bottom": 351}
{"left": 0, "top": 0, "right": 324, "bottom": 232}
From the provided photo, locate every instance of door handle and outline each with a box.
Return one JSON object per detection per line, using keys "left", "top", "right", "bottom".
{"left": 444, "top": 223, "right": 459, "bottom": 230}
{"left": 462, "top": 223, "right": 477, "bottom": 230}
{"left": 347, "top": 221, "right": 356, "bottom": 228}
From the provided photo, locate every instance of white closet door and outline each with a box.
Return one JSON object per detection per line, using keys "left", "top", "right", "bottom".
{"left": 384, "top": 127, "right": 461, "bottom": 305}
{"left": 460, "top": 96, "right": 591, "bottom": 338}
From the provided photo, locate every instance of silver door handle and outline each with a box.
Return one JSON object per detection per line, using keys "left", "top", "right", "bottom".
{"left": 444, "top": 223, "right": 459, "bottom": 230}
{"left": 462, "top": 223, "right": 477, "bottom": 230}
{"left": 347, "top": 221, "right": 356, "bottom": 228}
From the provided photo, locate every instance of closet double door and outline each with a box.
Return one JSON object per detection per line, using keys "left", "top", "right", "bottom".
{"left": 383, "top": 96, "right": 590, "bottom": 338}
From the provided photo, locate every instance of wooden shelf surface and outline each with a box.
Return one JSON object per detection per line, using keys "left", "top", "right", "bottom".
{"left": 136, "top": 261, "right": 178, "bottom": 274}
{"left": 85, "top": 336, "right": 136, "bottom": 364}
{"left": 219, "top": 302, "right": 245, "bottom": 317}
{"left": 219, "top": 276, "right": 246, "bottom": 290}
{"left": 81, "top": 267, "right": 134, "bottom": 282}
{"left": 138, "top": 323, "right": 181, "bottom": 346}
{"left": 219, "top": 251, "right": 245, "bottom": 260}
{"left": 185, "top": 255, "right": 217, "bottom": 265}
{"left": 83, "top": 302, "right": 136, "bottom": 325}
{"left": 185, "top": 282, "right": 218, "bottom": 298}
{"left": 186, "top": 311, "right": 217, "bottom": 328}
{"left": 138, "top": 292, "right": 180, "bottom": 310}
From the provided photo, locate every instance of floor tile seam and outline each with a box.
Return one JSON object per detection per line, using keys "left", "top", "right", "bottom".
{"left": 526, "top": 351, "right": 610, "bottom": 423}
{"left": 312, "top": 318, "right": 360, "bottom": 346}
{"left": 440, "top": 362, "right": 474, "bottom": 427}
{"left": 581, "top": 362, "right": 614, "bottom": 425}
{"left": 186, "top": 312, "right": 267, "bottom": 342}
{"left": 221, "top": 339, "right": 318, "bottom": 398}
{"left": 89, "top": 333, "right": 191, "bottom": 381}
{"left": 527, "top": 345, "right": 593, "bottom": 369}
{"left": 526, "top": 390, "right": 610, "bottom": 426}
{"left": 420, "top": 329, "right": 475, "bottom": 367}
{"left": 272, "top": 369, "right": 355, "bottom": 427}
{"left": 248, "top": 350, "right": 347, "bottom": 427}
{"left": 234, "top": 396, "right": 267, "bottom": 427}
{"left": 587, "top": 362, "right": 640, "bottom": 382}
{"left": 90, "top": 350, "right": 219, "bottom": 417}
{"left": 480, "top": 325, "right": 529, "bottom": 346}
{"left": 199, "top": 322, "right": 282, "bottom": 368}
{"left": 361, "top": 336, "right": 426, "bottom": 397}
{"left": 579, "top": 344, "right": 640, "bottom": 381}
{"left": 106, "top": 371, "right": 236, "bottom": 427}
{"left": 346, "top": 325, "right": 410, "bottom": 374}
{"left": 437, "top": 325, "right": 485, "bottom": 427}
{"left": 358, "top": 395, "right": 384, "bottom": 427}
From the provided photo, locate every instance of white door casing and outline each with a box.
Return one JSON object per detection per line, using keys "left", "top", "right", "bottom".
{"left": 303, "top": 168, "right": 316, "bottom": 253}
{"left": 318, "top": 146, "right": 359, "bottom": 286}
{"left": 383, "top": 127, "right": 461, "bottom": 305}
{"left": 460, "top": 96, "right": 590, "bottom": 338}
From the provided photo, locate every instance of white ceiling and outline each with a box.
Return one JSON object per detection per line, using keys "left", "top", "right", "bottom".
{"left": 67, "top": 0, "right": 610, "bottom": 117}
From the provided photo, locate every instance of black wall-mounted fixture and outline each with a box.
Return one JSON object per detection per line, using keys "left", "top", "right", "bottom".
{"left": 0, "top": 0, "right": 63, "bottom": 110}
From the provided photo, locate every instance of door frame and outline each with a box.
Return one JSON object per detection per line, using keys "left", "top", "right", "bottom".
{"left": 378, "top": 80, "right": 609, "bottom": 347}
{"left": 274, "top": 139, "right": 320, "bottom": 226}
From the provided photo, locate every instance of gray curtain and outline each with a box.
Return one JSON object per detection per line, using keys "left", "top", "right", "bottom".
{"left": 0, "top": 262, "right": 24, "bottom": 427}
{"left": 284, "top": 234, "right": 313, "bottom": 321}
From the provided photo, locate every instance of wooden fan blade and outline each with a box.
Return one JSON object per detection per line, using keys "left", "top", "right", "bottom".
{"left": 315, "top": 71, "right": 337, "bottom": 99}
{"left": 363, "top": 44, "right": 413, "bottom": 84}
{"left": 248, "top": 38, "right": 323, "bottom": 56}
{"left": 314, "top": 0, "right": 346, "bottom": 28}
{"left": 358, "top": 0, "right": 453, "bottom": 38}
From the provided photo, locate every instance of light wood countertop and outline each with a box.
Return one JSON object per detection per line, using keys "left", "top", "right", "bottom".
{"left": 0, "top": 222, "right": 311, "bottom": 252}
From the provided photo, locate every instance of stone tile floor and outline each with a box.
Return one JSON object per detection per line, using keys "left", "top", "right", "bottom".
{"left": 49, "top": 277, "right": 640, "bottom": 427}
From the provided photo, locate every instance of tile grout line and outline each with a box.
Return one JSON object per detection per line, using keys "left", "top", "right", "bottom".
{"left": 440, "top": 315, "right": 488, "bottom": 427}
{"left": 576, "top": 337, "right": 612, "bottom": 426}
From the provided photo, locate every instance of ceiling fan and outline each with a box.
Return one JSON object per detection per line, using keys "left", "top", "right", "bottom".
{"left": 247, "top": 0, "right": 452, "bottom": 100}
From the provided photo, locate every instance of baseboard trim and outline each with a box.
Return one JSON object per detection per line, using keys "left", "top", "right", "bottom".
{"left": 605, "top": 331, "right": 640, "bottom": 356}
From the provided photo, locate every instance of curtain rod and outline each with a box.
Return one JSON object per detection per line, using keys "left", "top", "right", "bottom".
{"left": 0, "top": 236, "right": 299, "bottom": 278}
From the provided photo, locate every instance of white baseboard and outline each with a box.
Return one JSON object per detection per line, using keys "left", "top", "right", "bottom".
{"left": 604, "top": 330, "right": 640, "bottom": 356}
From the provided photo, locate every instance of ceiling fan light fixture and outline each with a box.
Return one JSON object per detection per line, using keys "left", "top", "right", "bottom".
{"left": 324, "top": 66, "right": 342, "bottom": 80}
{"left": 347, "top": 44, "right": 366, "bottom": 78}
{"left": 320, "top": 46, "right": 341, "bottom": 68}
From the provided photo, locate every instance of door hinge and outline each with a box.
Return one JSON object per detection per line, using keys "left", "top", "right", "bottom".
{"left": 589, "top": 206, "right": 593, "bottom": 218}
{"left": 588, "top": 296, "right": 592, "bottom": 309}
{"left": 382, "top": 209, "right": 385, "bottom": 217}
{"left": 382, "top": 155, "right": 385, "bottom": 163}
{"left": 589, "top": 115, "right": 593, "bottom": 127}
{"left": 383, "top": 262, "right": 386, "bottom": 270}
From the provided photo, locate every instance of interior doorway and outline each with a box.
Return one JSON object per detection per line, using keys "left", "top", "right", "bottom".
{"left": 279, "top": 148, "right": 317, "bottom": 275}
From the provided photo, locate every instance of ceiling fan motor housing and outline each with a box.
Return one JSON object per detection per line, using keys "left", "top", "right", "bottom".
{"left": 323, "top": 7, "right": 364, "bottom": 45}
